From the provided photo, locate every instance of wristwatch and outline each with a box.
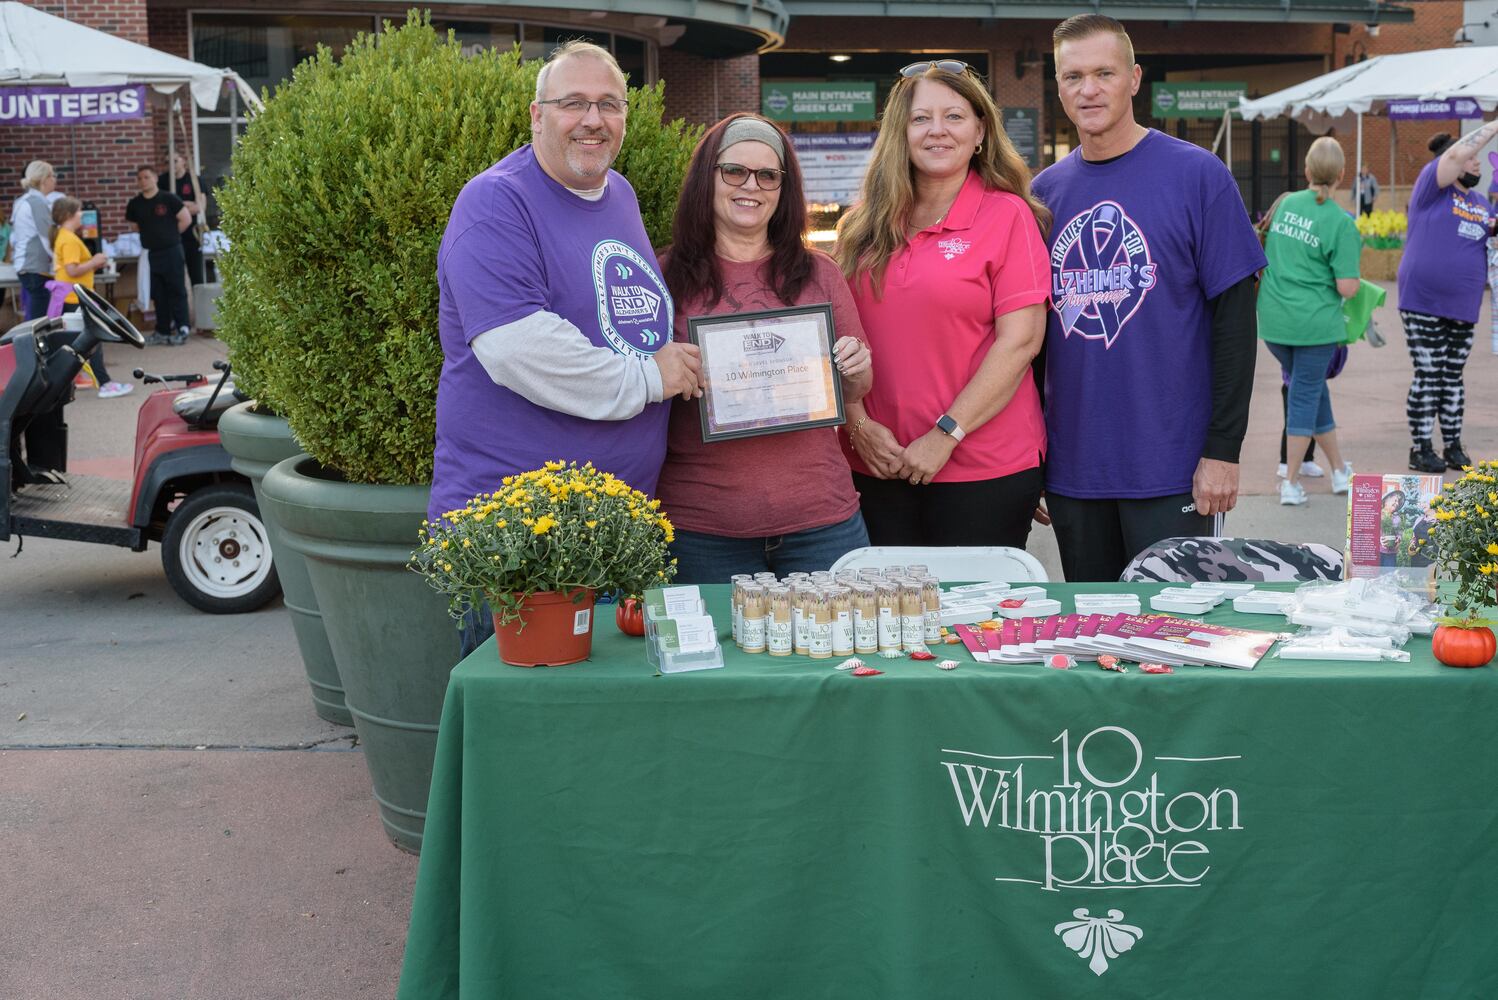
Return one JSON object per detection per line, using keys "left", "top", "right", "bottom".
{"left": 935, "top": 414, "right": 966, "bottom": 443}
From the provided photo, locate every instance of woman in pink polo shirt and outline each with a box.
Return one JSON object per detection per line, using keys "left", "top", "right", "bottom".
{"left": 835, "top": 62, "right": 1051, "bottom": 547}
{"left": 656, "top": 114, "right": 874, "bottom": 582}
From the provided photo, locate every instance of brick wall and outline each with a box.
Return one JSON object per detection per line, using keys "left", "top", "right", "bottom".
{"left": 2, "top": 0, "right": 161, "bottom": 242}
{"left": 660, "top": 51, "right": 760, "bottom": 124}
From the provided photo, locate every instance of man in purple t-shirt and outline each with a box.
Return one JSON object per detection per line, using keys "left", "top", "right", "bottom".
{"left": 432, "top": 41, "right": 703, "bottom": 652}
{"left": 1031, "top": 15, "right": 1266, "bottom": 581}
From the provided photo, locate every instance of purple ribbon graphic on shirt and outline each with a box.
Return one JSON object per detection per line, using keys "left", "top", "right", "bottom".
{"left": 1050, "top": 201, "right": 1158, "bottom": 349}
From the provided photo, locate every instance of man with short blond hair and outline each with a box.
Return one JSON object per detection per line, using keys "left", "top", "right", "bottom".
{"left": 432, "top": 40, "right": 701, "bottom": 654}
{"left": 1032, "top": 14, "right": 1265, "bottom": 581}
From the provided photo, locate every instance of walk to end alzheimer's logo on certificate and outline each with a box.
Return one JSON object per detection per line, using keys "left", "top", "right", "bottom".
{"left": 687, "top": 304, "right": 844, "bottom": 443}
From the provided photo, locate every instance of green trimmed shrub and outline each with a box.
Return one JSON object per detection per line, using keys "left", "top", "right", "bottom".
{"left": 216, "top": 11, "right": 701, "bottom": 485}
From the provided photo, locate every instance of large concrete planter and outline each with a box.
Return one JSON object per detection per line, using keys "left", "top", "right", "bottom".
{"left": 218, "top": 401, "right": 351, "bottom": 726}
{"left": 260, "top": 455, "right": 458, "bottom": 854}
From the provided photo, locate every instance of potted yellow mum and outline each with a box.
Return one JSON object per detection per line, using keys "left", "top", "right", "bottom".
{"left": 411, "top": 461, "right": 676, "bottom": 666}
{"left": 1356, "top": 209, "right": 1407, "bottom": 281}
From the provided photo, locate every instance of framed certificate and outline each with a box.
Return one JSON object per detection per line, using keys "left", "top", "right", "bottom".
{"left": 687, "top": 304, "right": 845, "bottom": 443}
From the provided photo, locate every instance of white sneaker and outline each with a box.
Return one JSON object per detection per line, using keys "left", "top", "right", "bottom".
{"left": 98, "top": 381, "right": 135, "bottom": 399}
{"left": 1331, "top": 463, "right": 1354, "bottom": 495}
{"left": 1276, "top": 463, "right": 1288, "bottom": 478}
{"left": 1279, "top": 480, "right": 1309, "bottom": 506}
{"left": 1299, "top": 461, "right": 1325, "bottom": 478}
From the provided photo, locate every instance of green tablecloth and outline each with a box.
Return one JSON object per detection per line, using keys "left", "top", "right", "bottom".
{"left": 398, "top": 583, "right": 1498, "bottom": 999}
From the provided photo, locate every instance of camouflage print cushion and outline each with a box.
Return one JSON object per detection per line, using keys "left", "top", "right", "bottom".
{"left": 1120, "top": 537, "right": 1344, "bottom": 583}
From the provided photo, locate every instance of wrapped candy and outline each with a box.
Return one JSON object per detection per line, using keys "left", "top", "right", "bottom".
{"left": 850, "top": 665, "right": 884, "bottom": 676}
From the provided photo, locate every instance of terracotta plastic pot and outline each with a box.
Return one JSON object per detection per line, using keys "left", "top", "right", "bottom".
{"left": 495, "top": 589, "right": 597, "bottom": 667}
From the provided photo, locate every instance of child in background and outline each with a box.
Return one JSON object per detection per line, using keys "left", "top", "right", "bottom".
{"left": 51, "top": 197, "right": 132, "bottom": 399}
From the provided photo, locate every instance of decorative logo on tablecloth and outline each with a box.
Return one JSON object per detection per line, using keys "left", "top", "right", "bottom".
{"left": 940, "top": 725, "right": 1243, "bottom": 978}
{"left": 1054, "top": 908, "right": 1144, "bottom": 976}
{"left": 1049, "top": 202, "right": 1157, "bottom": 348}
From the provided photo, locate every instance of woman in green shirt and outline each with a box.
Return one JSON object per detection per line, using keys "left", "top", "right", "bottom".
{"left": 1257, "top": 137, "right": 1363, "bottom": 507}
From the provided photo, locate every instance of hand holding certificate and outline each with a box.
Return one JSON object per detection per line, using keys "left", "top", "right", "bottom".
{"left": 687, "top": 304, "right": 845, "bottom": 442}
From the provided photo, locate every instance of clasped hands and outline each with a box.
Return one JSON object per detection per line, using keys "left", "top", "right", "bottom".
{"left": 852, "top": 417, "right": 955, "bottom": 486}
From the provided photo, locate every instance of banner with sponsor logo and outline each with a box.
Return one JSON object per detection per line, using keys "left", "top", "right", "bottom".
{"left": 0, "top": 84, "right": 146, "bottom": 125}
{"left": 791, "top": 132, "right": 875, "bottom": 208}
{"left": 1151, "top": 82, "right": 1245, "bottom": 119}
{"left": 1386, "top": 98, "right": 1482, "bottom": 120}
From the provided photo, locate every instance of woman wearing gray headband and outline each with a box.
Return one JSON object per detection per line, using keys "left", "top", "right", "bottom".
{"left": 656, "top": 114, "right": 875, "bottom": 580}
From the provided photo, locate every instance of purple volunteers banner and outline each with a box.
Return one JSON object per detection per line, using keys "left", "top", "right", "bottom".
{"left": 0, "top": 84, "right": 146, "bottom": 125}
{"left": 1385, "top": 98, "right": 1482, "bottom": 120}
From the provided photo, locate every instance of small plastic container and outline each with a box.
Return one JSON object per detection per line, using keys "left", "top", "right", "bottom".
{"left": 876, "top": 580, "right": 901, "bottom": 652}
{"left": 767, "top": 586, "right": 793, "bottom": 656}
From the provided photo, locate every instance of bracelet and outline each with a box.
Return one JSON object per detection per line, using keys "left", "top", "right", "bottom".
{"left": 848, "top": 415, "right": 868, "bottom": 442}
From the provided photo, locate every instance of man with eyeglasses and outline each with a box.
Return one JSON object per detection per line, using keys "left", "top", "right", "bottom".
{"left": 1030, "top": 14, "right": 1265, "bottom": 581}
{"left": 431, "top": 40, "right": 703, "bottom": 655}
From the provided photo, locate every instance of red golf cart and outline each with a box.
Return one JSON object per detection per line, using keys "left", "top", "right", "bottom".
{"left": 2, "top": 285, "right": 279, "bottom": 613}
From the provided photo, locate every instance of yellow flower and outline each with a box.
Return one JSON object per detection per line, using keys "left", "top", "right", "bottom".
{"left": 545, "top": 460, "right": 565, "bottom": 471}
{"left": 443, "top": 562, "right": 453, "bottom": 572}
{"left": 1481, "top": 564, "right": 1496, "bottom": 576}
{"left": 1436, "top": 510, "right": 1457, "bottom": 521}
{"left": 496, "top": 519, "right": 507, "bottom": 529}
{"left": 1487, "top": 543, "right": 1498, "bottom": 556}
{"left": 532, "top": 514, "right": 558, "bottom": 535}
{"left": 440, "top": 540, "right": 450, "bottom": 550}
{"left": 586, "top": 520, "right": 598, "bottom": 529}
{"left": 522, "top": 517, "right": 535, "bottom": 527}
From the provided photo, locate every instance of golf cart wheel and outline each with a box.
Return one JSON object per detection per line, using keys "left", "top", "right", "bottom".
{"left": 161, "top": 484, "right": 280, "bottom": 614}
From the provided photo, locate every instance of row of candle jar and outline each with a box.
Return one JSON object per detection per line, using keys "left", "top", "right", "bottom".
{"left": 730, "top": 575, "right": 942, "bottom": 656}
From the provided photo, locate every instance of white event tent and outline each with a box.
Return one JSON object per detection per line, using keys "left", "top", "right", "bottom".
{"left": 0, "top": 0, "right": 260, "bottom": 172}
{"left": 1239, "top": 47, "right": 1498, "bottom": 205}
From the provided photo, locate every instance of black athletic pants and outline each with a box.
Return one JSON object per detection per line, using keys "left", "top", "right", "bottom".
{"left": 1047, "top": 491, "right": 1220, "bottom": 583}
{"left": 853, "top": 466, "right": 1044, "bottom": 549}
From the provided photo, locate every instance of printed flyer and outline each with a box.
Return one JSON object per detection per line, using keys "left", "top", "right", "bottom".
{"left": 1344, "top": 473, "right": 1442, "bottom": 584}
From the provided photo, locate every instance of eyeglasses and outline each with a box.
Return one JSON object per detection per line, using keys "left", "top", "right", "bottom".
{"left": 536, "top": 97, "right": 628, "bottom": 117}
{"left": 899, "top": 60, "right": 971, "bottom": 78}
{"left": 715, "top": 163, "right": 785, "bottom": 190}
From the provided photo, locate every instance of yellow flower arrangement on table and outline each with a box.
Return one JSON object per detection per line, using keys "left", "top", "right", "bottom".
{"left": 1425, "top": 461, "right": 1498, "bottom": 620}
{"left": 410, "top": 461, "right": 676, "bottom": 627}
{"left": 1355, "top": 209, "right": 1407, "bottom": 250}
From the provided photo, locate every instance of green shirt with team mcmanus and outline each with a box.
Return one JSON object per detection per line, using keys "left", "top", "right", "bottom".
{"left": 1256, "top": 189, "right": 1362, "bottom": 346}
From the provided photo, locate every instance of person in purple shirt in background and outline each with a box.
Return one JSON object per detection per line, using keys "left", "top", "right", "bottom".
{"left": 431, "top": 40, "right": 704, "bottom": 655}
{"left": 1396, "top": 123, "right": 1498, "bottom": 473}
{"left": 1031, "top": 14, "right": 1265, "bottom": 582}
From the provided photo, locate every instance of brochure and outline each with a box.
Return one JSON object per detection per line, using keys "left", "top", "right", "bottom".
{"left": 1129, "top": 617, "right": 1279, "bottom": 671}
{"left": 1344, "top": 472, "right": 1441, "bottom": 586}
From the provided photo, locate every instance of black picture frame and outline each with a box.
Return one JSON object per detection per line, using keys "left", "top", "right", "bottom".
{"left": 686, "top": 303, "right": 845, "bottom": 443}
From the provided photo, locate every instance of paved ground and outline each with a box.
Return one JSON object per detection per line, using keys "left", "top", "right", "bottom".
{"left": 0, "top": 286, "right": 1493, "bottom": 998}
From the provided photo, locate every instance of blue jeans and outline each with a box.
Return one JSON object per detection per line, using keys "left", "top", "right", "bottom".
{"left": 669, "top": 512, "right": 870, "bottom": 584}
{"left": 1266, "top": 342, "right": 1337, "bottom": 438}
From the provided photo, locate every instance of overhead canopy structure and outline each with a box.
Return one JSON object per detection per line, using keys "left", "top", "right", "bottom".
{"left": 1240, "top": 46, "right": 1498, "bottom": 127}
{"left": 1240, "top": 46, "right": 1498, "bottom": 210}
{"left": 0, "top": 1, "right": 260, "bottom": 111}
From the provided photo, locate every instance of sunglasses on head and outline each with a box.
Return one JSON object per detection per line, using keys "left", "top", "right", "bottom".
{"left": 899, "top": 59, "right": 971, "bottom": 78}
{"left": 715, "top": 163, "right": 785, "bottom": 190}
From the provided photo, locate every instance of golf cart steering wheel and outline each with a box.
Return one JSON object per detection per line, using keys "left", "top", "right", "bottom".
{"left": 74, "top": 284, "right": 147, "bottom": 348}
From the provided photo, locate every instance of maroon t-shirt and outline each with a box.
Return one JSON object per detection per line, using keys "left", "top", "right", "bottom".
{"left": 655, "top": 251, "right": 865, "bottom": 538}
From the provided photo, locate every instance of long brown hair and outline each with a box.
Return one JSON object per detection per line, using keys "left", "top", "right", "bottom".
{"left": 835, "top": 66, "right": 1051, "bottom": 296}
{"left": 662, "top": 113, "right": 812, "bottom": 309}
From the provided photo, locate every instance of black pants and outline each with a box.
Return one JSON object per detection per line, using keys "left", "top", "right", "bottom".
{"left": 1279, "top": 384, "right": 1316, "bottom": 465}
{"left": 148, "top": 242, "right": 191, "bottom": 335}
{"left": 182, "top": 233, "right": 206, "bottom": 286}
{"left": 853, "top": 466, "right": 1043, "bottom": 548}
{"left": 1048, "top": 491, "right": 1218, "bottom": 582}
